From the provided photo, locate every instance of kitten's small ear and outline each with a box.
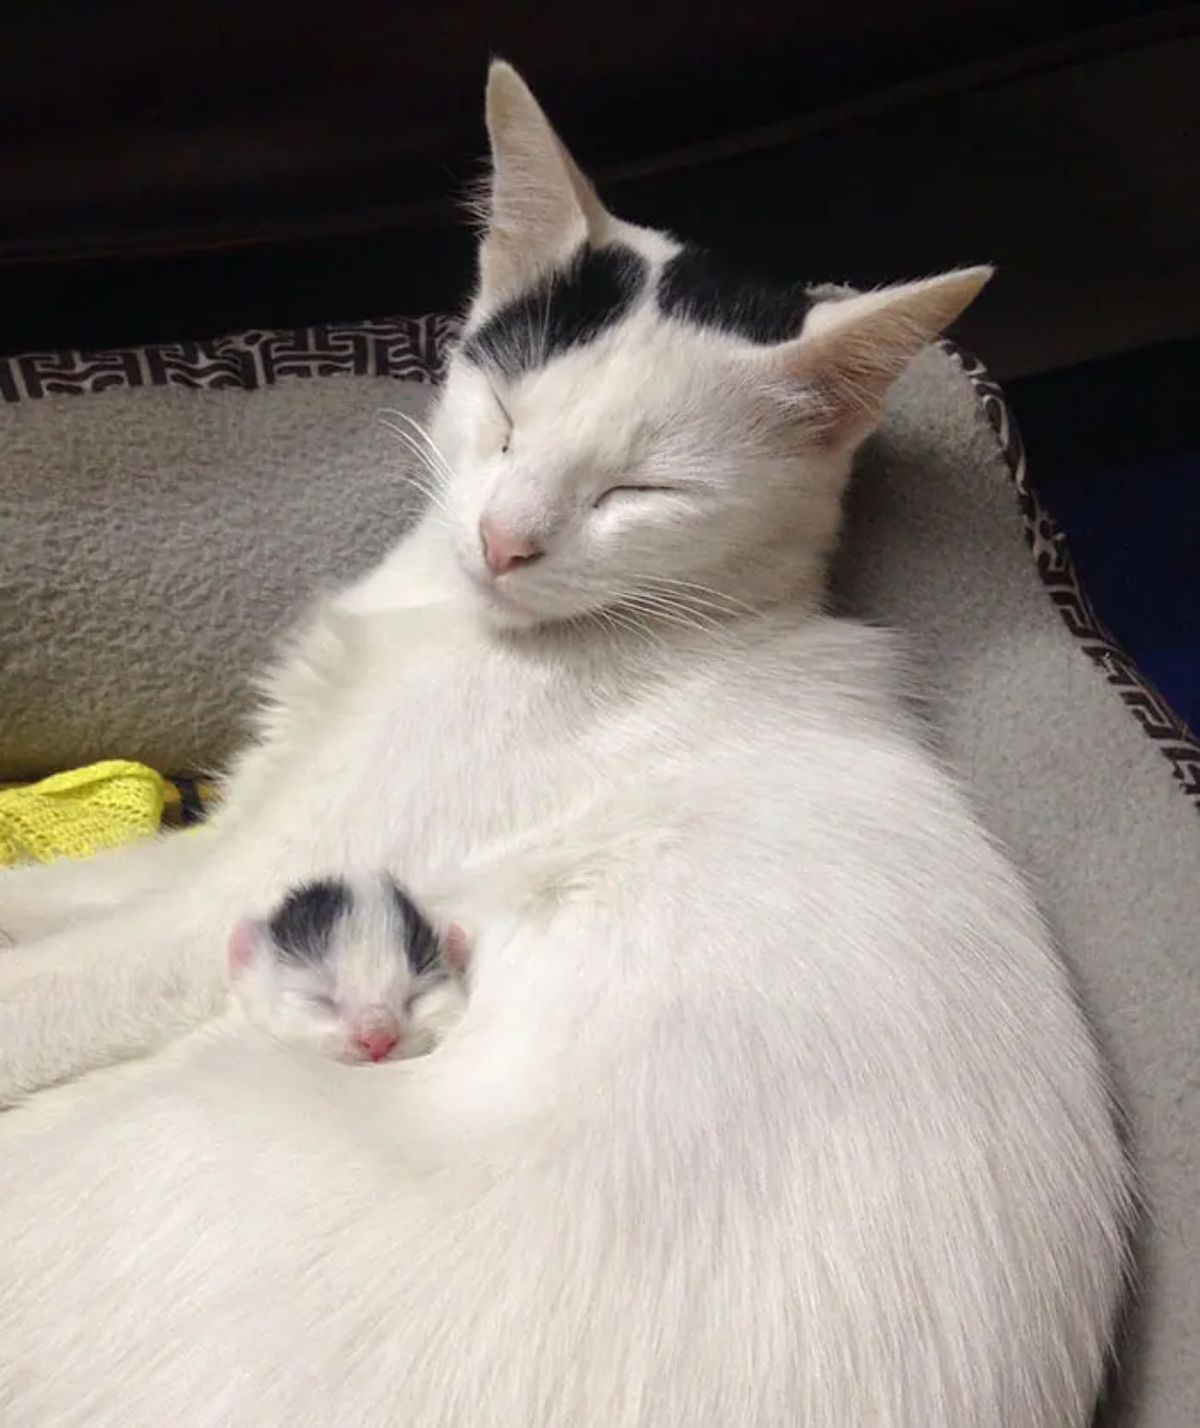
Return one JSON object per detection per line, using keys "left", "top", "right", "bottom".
{"left": 760, "top": 266, "right": 993, "bottom": 447}
{"left": 227, "top": 918, "right": 264, "bottom": 978}
{"left": 478, "top": 60, "right": 610, "bottom": 309}
{"left": 443, "top": 922, "right": 470, "bottom": 976}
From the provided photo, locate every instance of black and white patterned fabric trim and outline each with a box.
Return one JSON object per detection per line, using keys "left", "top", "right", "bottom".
{"left": 945, "top": 341, "right": 1200, "bottom": 815}
{"left": 0, "top": 315, "right": 460, "bottom": 400}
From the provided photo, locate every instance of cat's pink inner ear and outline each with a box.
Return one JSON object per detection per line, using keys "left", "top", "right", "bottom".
{"left": 478, "top": 61, "right": 606, "bottom": 310}
{"left": 444, "top": 922, "right": 470, "bottom": 975}
{"left": 227, "top": 919, "right": 260, "bottom": 978}
{"left": 763, "top": 266, "right": 993, "bottom": 447}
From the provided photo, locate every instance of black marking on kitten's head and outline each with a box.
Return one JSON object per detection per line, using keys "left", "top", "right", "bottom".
{"left": 384, "top": 876, "right": 443, "bottom": 978}
{"left": 268, "top": 878, "right": 352, "bottom": 964}
{"left": 462, "top": 242, "right": 647, "bottom": 381}
{"left": 656, "top": 246, "right": 814, "bottom": 345}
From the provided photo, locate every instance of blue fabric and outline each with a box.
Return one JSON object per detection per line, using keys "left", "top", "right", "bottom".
{"left": 1010, "top": 341, "right": 1200, "bottom": 735}
{"left": 1038, "top": 454, "right": 1199, "bottom": 735}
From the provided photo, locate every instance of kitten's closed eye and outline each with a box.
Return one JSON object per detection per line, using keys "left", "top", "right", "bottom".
{"left": 278, "top": 985, "right": 335, "bottom": 1015}
{"left": 404, "top": 982, "right": 443, "bottom": 1015}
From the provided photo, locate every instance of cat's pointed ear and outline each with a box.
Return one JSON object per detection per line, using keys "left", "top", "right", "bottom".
{"left": 227, "top": 918, "right": 265, "bottom": 979}
{"left": 478, "top": 60, "right": 610, "bottom": 308}
{"left": 758, "top": 266, "right": 993, "bottom": 446}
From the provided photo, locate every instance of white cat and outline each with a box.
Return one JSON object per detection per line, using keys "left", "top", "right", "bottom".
{"left": 0, "top": 62, "right": 1129, "bottom": 1428}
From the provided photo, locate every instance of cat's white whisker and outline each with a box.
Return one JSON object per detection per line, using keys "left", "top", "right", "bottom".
{"left": 379, "top": 421, "right": 455, "bottom": 519}
{"left": 632, "top": 587, "right": 747, "bottom": 625}
{"left": 597, "top": 603, "right": 668, "bottom": 654}
{"left": 380, "top": 407, "right": 450, "bottom": 461}
{"left": 619, "top": 591, "right": 731, "bottom": 644}
{"left": 637, "top": 575, "right": 760, "bottom": 619}
{"left": 380, "top": 409, "right": 457, "bottom": 486}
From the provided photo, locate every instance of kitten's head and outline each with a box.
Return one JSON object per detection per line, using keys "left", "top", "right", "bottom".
{"left": 228, "top": 876, "right": 468, "bottom": 1064}
{"left": 428, "top": 62, "right": 990, "bottom": 630}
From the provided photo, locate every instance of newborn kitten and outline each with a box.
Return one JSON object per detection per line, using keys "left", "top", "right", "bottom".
{"left": 228, "top": 874, "right": 468, "bottom": 1063}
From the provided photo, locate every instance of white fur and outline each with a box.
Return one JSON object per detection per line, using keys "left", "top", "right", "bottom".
{"left": 0, "top": 61, "right": 1128, "bottom": 1428}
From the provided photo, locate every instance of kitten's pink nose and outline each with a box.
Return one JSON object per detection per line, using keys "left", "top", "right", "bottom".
{"left": 354, "top": 1011, "right": 400, "bottom": 1068}
{"left": 479, "top": 515, "right": 543, "bottom": 577}
{"left": 355, "top": 1026, "right": 399, "bottom": 1062}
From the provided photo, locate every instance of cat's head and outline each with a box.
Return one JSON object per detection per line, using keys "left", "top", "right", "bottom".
{"left": 429, "top": 61, "right": 990, "bottom": 630}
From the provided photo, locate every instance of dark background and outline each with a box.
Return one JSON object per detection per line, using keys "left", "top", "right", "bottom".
{"left": 1, "top": 1, "right": 1197, "bottom": 377}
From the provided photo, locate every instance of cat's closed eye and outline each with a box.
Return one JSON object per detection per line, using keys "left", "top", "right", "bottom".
{"left": 593, "top": 484, "right": 680, "bottom": 509}
{"left": 489, "top": 384, "right": 513, "bottom": 454}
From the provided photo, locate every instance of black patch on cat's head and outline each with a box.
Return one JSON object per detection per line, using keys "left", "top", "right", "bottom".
{"left": 462, "top": 242, "right": 647, "bottom": 381}
{"left": 384, "top": 876, "right": 444, "bottom": 978}
{"left": 656, "top": 246, "right": 814, "bottom": 345}
{"left": 268, "top": 878, "right": 351, "bottom": 964}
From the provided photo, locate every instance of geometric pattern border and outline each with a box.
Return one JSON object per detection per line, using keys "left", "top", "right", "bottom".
{"left": 944, "top": 340, "right": 1199, "bottom": 815}
{"left": 0, "top": 314, "right": 461, "bottom": 400}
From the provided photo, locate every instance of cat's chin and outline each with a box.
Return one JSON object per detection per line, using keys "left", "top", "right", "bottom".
{"left": 474, "top": 593, "right": 550, "bottom": 633}
{"left": 458, "top": 568, "right": 581, "bottom": 633}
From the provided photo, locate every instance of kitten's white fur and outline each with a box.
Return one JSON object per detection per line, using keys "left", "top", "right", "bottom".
{"left": 0, "top": 62, "right": 1128, "bottom": 1428}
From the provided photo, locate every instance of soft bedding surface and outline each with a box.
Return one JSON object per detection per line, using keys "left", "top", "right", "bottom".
{"left": 0, "top": 320, "right": 449, "bottom": 778}
{"left": 0, "top": 317, "right": 1195, "bottom": 1427}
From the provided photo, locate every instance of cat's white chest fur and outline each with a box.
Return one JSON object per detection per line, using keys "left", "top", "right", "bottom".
{"left": 219, "top": 583, "right": 707, "bottom": 910}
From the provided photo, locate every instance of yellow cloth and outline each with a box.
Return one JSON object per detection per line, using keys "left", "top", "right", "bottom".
{"left": 0, "top": 760, "right": 166, "bottom": 866}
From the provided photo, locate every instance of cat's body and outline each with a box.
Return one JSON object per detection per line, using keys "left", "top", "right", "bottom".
{"left": 0, "top": 63, "right": 1129, "bottom": 1428}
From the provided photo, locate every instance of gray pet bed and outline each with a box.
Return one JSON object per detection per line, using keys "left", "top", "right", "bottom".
{"left": 0, "top": 319, "right": 1196, "bottom": 1427}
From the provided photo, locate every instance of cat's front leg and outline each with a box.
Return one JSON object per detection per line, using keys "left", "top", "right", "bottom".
{"left": 0, "top": 882, "right": 238, "bottom": 1106}
{"left": 0, "top": 827, "right": 218, "bottom": 947}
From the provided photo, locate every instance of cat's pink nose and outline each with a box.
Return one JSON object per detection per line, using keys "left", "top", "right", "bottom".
{"left": 479, "top": 515, "right": 543, "bottom": 576}
{"left": 356, "top": 1028, "right": 399, "bottom": 1062}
